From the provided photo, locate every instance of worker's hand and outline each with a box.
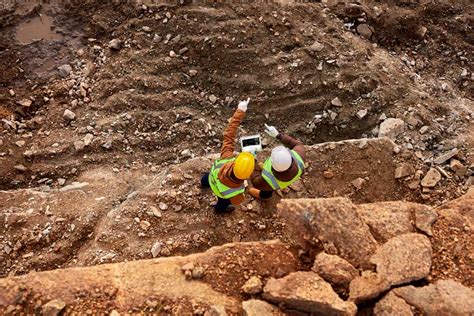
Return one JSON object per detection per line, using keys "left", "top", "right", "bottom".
{"left": 265, "top": 124, "right": 279, "bottom": 138}
{"left": 237, "top": 98, "right": 250, "bottom": 112}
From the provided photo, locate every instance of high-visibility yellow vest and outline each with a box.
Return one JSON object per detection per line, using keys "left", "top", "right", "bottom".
{"left": 262, "top": 150, "right": 304, "bottom": 190}
{"left": 209, "top": 157, "right": 245, "bottom": 199}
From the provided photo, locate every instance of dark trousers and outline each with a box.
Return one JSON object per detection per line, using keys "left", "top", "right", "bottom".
{"left": 201, "top": 172, "right": 232, "bottom": 213}
{"left": 260, "top": 190, "right": 273, "bottom": 199}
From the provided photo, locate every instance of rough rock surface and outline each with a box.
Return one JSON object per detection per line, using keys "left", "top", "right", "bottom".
{"left": 394, "top": 280, "right": 474, "bottom": 316}
{"left": 277, "top": 198, "right": 378, "bottom": 269}
{"left": 263, "top": 271, "right": 357, "bottom": 315}
{"left": 349, "top": 271, "right": 390, "bottom": 304}
{"left": 378, "top": 118, "right": 405, "bottom": 139}
{"left": 242, "top": 299, "right": 282, "bottom": 316}
{"left": 370, "top": 233, "right": 432, "bottom": 286}
{"left": 373, "top": 291, "right": 413, "bottom": 316}
{"left": 0, "top": 241, "right": 297, "bottom": 314}
{"left": 241, "top": 276, "right": 263, "bottom": 295}
{"left": 414, "top": 207, "right": 438, "bottom": 236}
{"left": 42, "top": 299, "right": 66, "bottom": 316}
{"left": 312, "top": 252, "right": 358, "bottom": 286}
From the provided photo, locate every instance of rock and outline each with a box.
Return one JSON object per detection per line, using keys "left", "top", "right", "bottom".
{"left": 192, "top": 266, "right": 205, "bottom": 279}
{"left": 189, "top": 69, "right": 198, "bottom": 77}
{"left": 159, "top": 202, "right": 168, "bottom": 211}
{"left": 309, "top": 41, "right": 324, "bottom": 52}
{"left": 57, "top": 178, "right": 66, "bottom": 186}
{"left": 150, "top": 206, "right": 162, "bottom": 218}
{"left": 57, "top": 64, "right": 72, "bottom": 78}
{"left": 205, "top": 305, "right": 227, "bottom": 316}
{"left": 18, "top": 98, "right": 33, "bottom": 107}
{"left": 277, "top": 198, "right": 378, "bottom": 269}
{"left": 169, "top": 50, "right": 177, "bottom": 57}
{"left": 42, "top": 299, "right": 66, "bottom": 316}
{"left": 74, "top": 140, "right": 85, "bottom": 151}
{"left": 142, "top": 26, "right": 152, "bottom": 32}
{"left": 414, "top": 207, "right": 437, "bottom": 236}
{"left": 419, "top": 126, "right": 429, "bottom": 134}
{"left": 179, "top": 47, "right": 188, "bottom": 55}
{"left": 153, "top": 34, "right": 162, "bottom": 43}
{"left": 108, "top": 39, "right": 122, "bottom": 50}
{"left": 373, "top": 291, "right": 414, "bottom": 316}
{"left": 351, "top": 177, "right": 365, "bottom": 190}
{"left": 63, "top": 109, "right": 76, "bottom": 121}
{"left": 370, "top": 233, "right": 432, "bottom": 286}
{"left": 420, "top": 168, "right": 441, "bottom": 188}
{"left": 151, "top": 242, "right": 162, "bottom": 258}
{"left": 14, "top": 164, "right": 27, "bottom": 172}
{"left": 241, "top": 276, "right": 263, "bottom": 295}
{"left": 102, "top": 140, "right": 112, "bottom": 149}
{"left": 394, "top": 163, "right": 415, "bottom": 179}
{"left": 449, "top": 159, "right": 466, "bottom": 175}
{"left": 83, "top": 133, "right": 94, "bottom": 146}
{"left": 331, "top": 97, "right": 343, "bottom": 107}
{"left": 109, "top": 310, "right": 120, "bottom": 316}
{"left": 312, "top": 253, "right": 357, "bottom": 286}
{"left": 8, "top": 89, "right": 15, "bottom": 96}
{"left": 209, "top": 94, "right": 217, "bottom": 104}
{"left": 140, "top": 220, "right": 151, "bottom": 231}
{"left": 357, "top": 201, "right": 417, "bottom": 242}
{"left": 378, "top": 118, "right": 405, "bottom": 139}
{"left": 181, "top": 149, "right": 192, "bottom": 157}
{"left": 416, "top": 26, "right": 428, "bottom": 39}
{"left": 394, "top": 280, "right": 474, "bottom": 315}
{"left": 15, "top": 140, "right": 25, "bottom": 147}
{"left": 263, "top": 271, "right": 357, "bottom": 315}
{"left": 349, "top": 271, "right": 390, "bottom": 304}
{"left": 356, "top": 23, "right": 373, "bottom": 39}
{"left": 242, "top": 299, "right": 282, "bottom": 316}
{"left": 59, "top": 182, "right": 89, "bottom": 192}
{"left": 323, "top": 170, "right": 334, "bottom": 179}
{"left": 356, "top": 109, "right": 368, "bottom": 119}
{"left": 433, "top": 148, "right": 458, "bottom": 164}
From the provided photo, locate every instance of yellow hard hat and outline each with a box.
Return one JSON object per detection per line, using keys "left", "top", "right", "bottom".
{"left": 233, "top": 152, "right": 255, "bottom": 180}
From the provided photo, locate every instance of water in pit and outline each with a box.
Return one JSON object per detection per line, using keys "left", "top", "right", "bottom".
{"left": 15, "top": 14, "right": 63, "bottom": 44}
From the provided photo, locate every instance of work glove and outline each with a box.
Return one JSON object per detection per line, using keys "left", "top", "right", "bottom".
{"left": 264, "top": 124, "right": 279, "bottom": 138}
{"left": 237, "top": 98, "right": 250, "bottom": 112}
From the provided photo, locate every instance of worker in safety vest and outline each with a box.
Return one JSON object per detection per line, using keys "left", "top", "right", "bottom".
{"left": 200, "top": 98, "right": 255, "bottom": 213}
{"left": 249, "top": 124, "right": 306, "bottom": 200}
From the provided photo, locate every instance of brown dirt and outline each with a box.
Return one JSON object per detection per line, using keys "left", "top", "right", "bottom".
{"left": 0, "top": 0, "right": 473, "bottom": 313}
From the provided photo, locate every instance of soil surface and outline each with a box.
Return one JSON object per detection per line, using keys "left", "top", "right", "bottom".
{"left": 0, "top": 0, "right": 472, "bottom": 313}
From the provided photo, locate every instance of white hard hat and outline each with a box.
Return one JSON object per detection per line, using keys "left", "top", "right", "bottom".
{"left": 271, "top": 146, "right": 292, "bottom": 172}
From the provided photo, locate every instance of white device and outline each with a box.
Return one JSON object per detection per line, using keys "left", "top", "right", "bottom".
{"left": 240, "top": 134, "right": 262, "bottom": 154}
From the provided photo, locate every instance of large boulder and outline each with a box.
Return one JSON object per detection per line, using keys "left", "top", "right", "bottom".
{"left": 242, "top": 299, "right": 282, "bottom": 316}
{"left": 393, "top": 280, "right": 474, "bottom": 315}
{"left": 373, "top": 291, "right": 413, "bottom": 316}
{"left": 348, "top": 271, "right": 390, "bottom": 304}
{"left": 370, "top": 233, "right": 432, "bottom": 286}
{"left": 312, "top": 252, "right": 358, "bottom": 286}
{"left": 263, "top": 271, "right": 357, "bottom": 315}
{"left": 356, "top": 202, "right": 414, "bottom": 242}
{"left": 277, "top": 198, "right": 378, "bottom": 269}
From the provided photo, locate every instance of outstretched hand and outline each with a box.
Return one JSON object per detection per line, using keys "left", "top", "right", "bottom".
{"left": 264, "top": 124, "right": 279, "bottom": 138}
{"left": 237, "top": 98, "right": 250, "bottom": 112}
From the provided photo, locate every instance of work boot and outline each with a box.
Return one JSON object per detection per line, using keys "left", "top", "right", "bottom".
{"left": 249, "top": 188, "right": 261, "bottom": 200}
{"left": 225, "top": 205, "right": 236, "bottom": 212}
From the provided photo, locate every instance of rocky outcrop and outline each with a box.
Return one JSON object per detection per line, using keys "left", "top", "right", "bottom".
{"left": 373, "top": 291, "right": 413, "bottom": 316}
{"left": 370, "top": 233, "right": 432, "bottom": 286}
{"left": 348, "top": 271, "right": 390, "bottom": 304}
{"left": 393, "top": 280, "right": 474, "bottom": 315}
{"left": 277, "top": 198, "right": 378, "bottom": 269}
{"left": 0, "top": 241, "right": 298, "bottom": 314}
{"left": 312, "top": 252, "right": 358, "bottom": 286}
{"left": 263, "top": 271, "right": 357, "bottom": 315}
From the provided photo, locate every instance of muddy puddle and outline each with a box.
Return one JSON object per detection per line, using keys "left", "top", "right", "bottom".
{"left": 15, "top": 14, "right": 63, "bottom": 44}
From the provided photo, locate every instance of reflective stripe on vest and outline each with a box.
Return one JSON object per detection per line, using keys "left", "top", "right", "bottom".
{"left": 209, "top": 158, "right": 245, "bottom": 199}
{"left": 262, "top": 150, "right": 304, "bottom": 190}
